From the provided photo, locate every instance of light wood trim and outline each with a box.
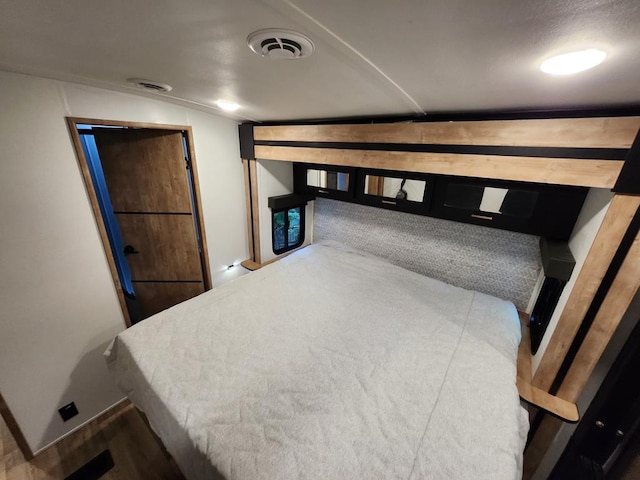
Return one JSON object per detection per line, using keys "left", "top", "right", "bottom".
{"left": 240, "top": 244, "right": 310, "bottom": 271}
{"left": 66, "top": 118, "right": 132, "bottom": 328}
{"left": 518, "top": 312, "right": 532, "bottom": 384}
{"left": 254, "top": 117, "right": 640, "bottom": 149}
{"left": 248, "top": 159, "right": 261, "bottom": 264}
{"left": 183, "top": 126, "right": 213, "bottom": 290}
{"left": 240, "top": 259, "right": 261, "bottom": 271}
{"left": 242, "top": 159, "right": 255, "bottom": 261}
{"left": 517, "top": 313, "right": 579, "bottom": 423}
{"left": 67, "top": 117, "right": 193, "bottom": 132}
{"left": 523, "top": 416, "right": 563, "bottom": 480}
{"left": 533, "top": 195, "right": 640, "bottom": 391}
{"left": 517, "top": 381, "right": 579, "bottom": 423}
{"left": 0, "top": 391, "right": 33, "bottom": 460}
{"left": 557, "top": 231, "right": 640, "bottom": 402}
{"left": 254, "top": 145, "right": 622, "bottom": 188}
{"left": 523, "top": 230, "right": 640, "bottom": 475}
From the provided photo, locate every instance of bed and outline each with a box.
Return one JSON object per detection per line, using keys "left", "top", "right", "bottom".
{"left": 105, "top": 241, "right": 529, "bottom": 479}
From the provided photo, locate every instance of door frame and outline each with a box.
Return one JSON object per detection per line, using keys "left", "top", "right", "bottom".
{"left": 66, "top": 117, "right": 213, "bottom": 327}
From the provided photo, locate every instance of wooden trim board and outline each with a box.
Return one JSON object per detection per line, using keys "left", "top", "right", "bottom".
{"left": 557, "top": 230, "right": 640, "bottom": 403}
{"left": 517, "top": 313, "right": 579, "bottom": 423}
{"left": 518, "top": 312, "right": 533, "bottom": 384}
{"left": 0, "top": 391, "right": 33, "bottom": 460}
{"left": 66, "top": 118, "right": 132, "bottom": 328}
{"left": 524, "top": 416, "right": 563, "bottom": 480}
{"left": 183, "top": 126, "right": 213, "bottom": 290}
{"left": 240, "top": 244, "right": 310, "bottom": 271}
{"left": 533, "top": 195, "right": 640, "bottom": 391}
{"left": 526, "top": 205, "right": 640, "bottom": 476}
{"left": 67, "top": 117, "right": 193, "bottom": 132}
{"left": 254, "top": 145, "right": 622, "bottom": 188}
{"left": 254, "top": 117, "right": 640, "bottom": 149}
{"left": 242, "top": 159, "right": 255, "bottom": 262}
{"left": 248, "top": 159, "right": 261, "bottom": 264}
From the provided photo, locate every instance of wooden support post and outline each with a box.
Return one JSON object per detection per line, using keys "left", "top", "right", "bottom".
{"left": 525, "top": 203, "right": 640, "bottom": 477}
{"left": 533, "top": 195, "right": 640, "bottom": 391}
{"left": 241, "top": 159, "right": 261, "bottom": 265}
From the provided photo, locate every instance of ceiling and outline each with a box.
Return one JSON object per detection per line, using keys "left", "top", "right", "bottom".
{"left": 1, "top": 0, "right": 639, "bottom": 122}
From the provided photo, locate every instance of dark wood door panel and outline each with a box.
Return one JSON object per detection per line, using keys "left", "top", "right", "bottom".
{"left": 130, "top": 282, "right": 205, "bottom": 319}
{"left": 116, "top": 213, "right": 203, "bottom": 281}
{"left": 94, "top": 129, "right": 193, "bottom": 213}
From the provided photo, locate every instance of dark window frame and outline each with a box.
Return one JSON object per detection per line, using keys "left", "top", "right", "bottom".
{"left": 271, "top": 205, "right": 305, "bottom": 255}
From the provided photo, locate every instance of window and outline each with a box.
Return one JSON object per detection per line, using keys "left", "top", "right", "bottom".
{"left": 272, "top": 206, "right": 305, "bottom": 254}
{"left": 268, "top": 193, "right": 312, "bottom": 254}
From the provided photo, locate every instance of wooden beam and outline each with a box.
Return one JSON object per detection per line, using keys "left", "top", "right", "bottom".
{"left": 248, "top": 159, "right": 261, "bottom": 264}
{"left": 533, "top": 195, "right": 640, "bottom": 391}
{"left": 254, "top": 117, "right": 640, "bottom": 149}
{"left": 255, "top": 145, "right": 622, "bottom": 188}
{"left": 526, "top": 207, "right": 640, "bottom": 478}
{"left": 557, "top": 231, "right": 640, "bottom": 402}
{"left": 242, "top": 159, "right": 255, "bottom": 262}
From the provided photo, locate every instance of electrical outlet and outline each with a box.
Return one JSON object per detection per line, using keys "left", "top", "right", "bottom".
{"left": 58, "top": 402, "right": 78, "bottom": 422}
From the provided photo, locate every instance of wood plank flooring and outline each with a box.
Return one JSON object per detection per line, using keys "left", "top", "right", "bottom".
{"left": 0, "top": 401, "right": 185, "bottom": 480}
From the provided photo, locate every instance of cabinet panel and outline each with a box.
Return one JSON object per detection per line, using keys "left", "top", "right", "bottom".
{"left": 293, "top": 163, "right": 356, "bottom": 201}
{"left": 430, "top": 176, "right": 587, "bottom": 240}
{"left": 355, "top": 169, "right": 433, "bottom": 215}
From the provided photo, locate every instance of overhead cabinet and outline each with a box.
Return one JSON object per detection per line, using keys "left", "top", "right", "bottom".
{"left": 430, "top": 176, "right": 588, "bottom": 240}
{"left": 293, "top": 163, "right": 588, "bottom": 240}
{"left": 293, "top": 163, "right": 356, "bottom": 201}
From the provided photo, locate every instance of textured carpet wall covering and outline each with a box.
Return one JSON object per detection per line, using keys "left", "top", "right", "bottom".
{"left": 313, "top": 198, "right": 542, "bottom": 311}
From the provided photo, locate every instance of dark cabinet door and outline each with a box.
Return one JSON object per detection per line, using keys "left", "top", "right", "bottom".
{"left": 430, "top": 176, "right": 587, "bottom": 240}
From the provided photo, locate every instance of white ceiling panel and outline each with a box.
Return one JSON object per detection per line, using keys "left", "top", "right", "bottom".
{"left": 0, "top": 0, "right": 638, "bottom": 121}
{"left": 0, "top": 0, "right": 418, "bottom": 120}
{"left": 288, "top": 0, "right": 640, "bottom": 113}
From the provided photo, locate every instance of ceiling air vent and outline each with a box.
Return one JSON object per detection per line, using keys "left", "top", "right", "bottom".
{"left": 126, "top": 78, "right": 173, "bottom": 93}
{"left": 247, "top": 29, "right": 314, "bottom": 60}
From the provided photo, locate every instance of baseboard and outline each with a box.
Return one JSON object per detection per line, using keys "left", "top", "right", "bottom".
{"left": 32, "top": 397, "right": 128, "bottom": 457}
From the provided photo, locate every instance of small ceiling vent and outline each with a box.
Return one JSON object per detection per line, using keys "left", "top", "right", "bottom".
{"left": 247, "top": 29, "right": 314, "bottom": 60}
{"left": 126, "top": 78, "right": 173, "bottom": 93}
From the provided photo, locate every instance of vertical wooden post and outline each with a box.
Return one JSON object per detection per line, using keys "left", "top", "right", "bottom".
{"left": 525, "top": 197, "right": 640, "bottom": 477}
{"left": 242, "top": 158, "right": 261, "bottom": 265}
{"left": 533, "top": 195, "right": 640, "bottom": 391}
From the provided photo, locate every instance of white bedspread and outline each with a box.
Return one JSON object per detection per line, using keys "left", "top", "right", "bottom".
{"left": 105, "top": 241, "right": 529, "bottom": 479}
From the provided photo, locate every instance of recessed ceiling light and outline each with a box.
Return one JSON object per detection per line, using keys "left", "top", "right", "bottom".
{"left": 215, "top": 100, "right": 240, "bottom": 111}
{"left": 540, "top": 49, "right": 607, "bottom": 76}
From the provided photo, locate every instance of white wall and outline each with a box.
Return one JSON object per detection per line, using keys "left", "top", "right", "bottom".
{"left": 256, "top": 160, "right": 313, "bottom": 264}
{"left": 532, "top": 188, "right": 614, "bottom": 372}
{"left": 0, "top": 70, "right": 248, "bottom": 453}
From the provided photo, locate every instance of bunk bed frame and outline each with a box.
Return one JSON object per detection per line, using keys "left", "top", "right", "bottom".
{"left": 238, "top": 112, "right": 640, "bottom": 478}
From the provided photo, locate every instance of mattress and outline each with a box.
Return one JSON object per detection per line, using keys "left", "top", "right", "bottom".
{"left": 105, "top": 241, "right": 529, "bottom": 479}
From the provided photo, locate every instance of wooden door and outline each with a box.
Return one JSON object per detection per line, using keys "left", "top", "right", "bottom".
{"left": 93, "top": 129, "right": 205, "bottom": 318}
